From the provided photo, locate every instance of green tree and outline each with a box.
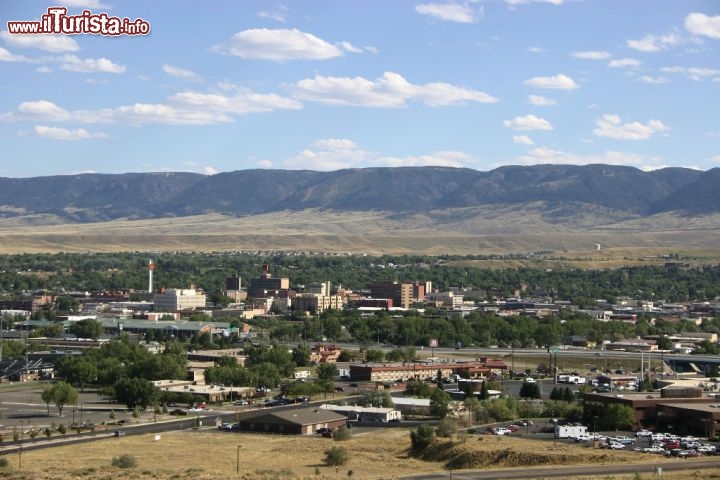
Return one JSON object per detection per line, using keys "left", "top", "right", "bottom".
{"left": 429, "top": 388, "right": 451, "bottom": 418}
{"left": 114, "top": 378, "right": 159, "bottom": 410}
{"left": 41, "top": 385, "right": 54, "bottom": 415}
{"left": 598, "top": 404, "right": 636, "bottom": 431}
{"left": 58, "top": 358, "right": 97, "bottom": 392}
{"left": 405, "top": 379, "right": 431, "bottom": 398}
{"left": 316, "top": 363, "right": 339, "bottom": 382}
{"left": 55, "top": 295, "right": 80, "bottom": 314}
{"left": 358, "top": 390, "right": 394, "bottom": 408}
{"left": 519, "top": 382, "right": 541, "bottom": 399}
{"left": 48, "top": 382, "right": 78, "bottom": 416}
{"left": 292, "top": 342, "right": 311, "bottom": 367}
{"left": 365, "top": 349, "right": 384, "bottom": 362}
{"left": 69, "top": 319, "right": 103, "bottom": 340}
{"left": 410, "top": 424, "right": 435, "bottom": 452}
{"left": 323, "top": 446, "right": 348, "bottom": 466}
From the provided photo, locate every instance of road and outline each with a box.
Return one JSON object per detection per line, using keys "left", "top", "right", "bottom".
{"left": 401, "top": 458, "right": 719, "bottom": 479}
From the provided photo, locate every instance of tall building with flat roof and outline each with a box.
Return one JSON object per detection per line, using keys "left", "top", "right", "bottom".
{"left": 368, "top": 281, "right": 414, "bottom": 309}
{"left": 247, "top": 264, "right": 289, "bottom": 299}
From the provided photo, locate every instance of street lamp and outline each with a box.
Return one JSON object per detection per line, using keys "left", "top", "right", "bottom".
{"left": 593, "top": 415, "right": 598, "bottom": 433}
{"left": 236, "top": 445, "right": 242, "bottom": 475}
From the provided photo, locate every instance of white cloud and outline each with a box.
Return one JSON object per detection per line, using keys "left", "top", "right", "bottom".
{"left": 627, "top": 31, "right": 686, "bottom": 52}
{"left": 684, "top": 13, "right": 720, "bottom": 40}
{"left": 0, "top": 47, "right": 34, "bottom": 63}
{"left": 258, "top": 5, "right": 289, "bottom": 23}
{"left": 523, "top": 73, "right": 578, "bottom": 90}
{"left": 710, "top": 154, "right": 720, "bottom": 164}
{"left": 516, "top": 146, "right": 667, "bottom": 170}
{"left": 660, "top": 65, "right": 720, "bottom": 81}
{"left": 637, "top": 75, "right": 668, "bottom": 85}
{"left": 381, "top": 151, "right": 471, "bottom": 168}
{"left": 211, "top": 28, "right": 343, "bottom": 61}
{"left": 63, "top": 0, "right": 112, "bottom": 8}
{"left": 4, "top": 88, "right": 302, "bottom": 126}
{"left": 415, "top": 2, "right": 481, "bottom": 23}
{"left": 608, "top": 58, "right": 641, "bottom": 68}
{"left": 503, "top": 114, "right": 553, "bottom": 131}
{"left": 179, "top": 161, "right": 219, "bottom": 175}
{"left": 571, "top": 50, "right": 611, "bottom": 60}
{"left": 0, "top": 31, "right": 79, "bottom": 52}
{"left": 527, "top": 46, "right": 545, "bottom": 53}
{"left": 283, "top": 138, "right": 472, "bottom": 170}
{"left": 505, "top": 0, "right": 566, "bottom": 5}
{"left": 284, "top": 138, "right": 371, "bottom": 170}
{"left": 0, "top": 48, "right": 127, "bottom": 77}
{"left": 513, "top": 135, "right": 534, "bottom": 145}
{"left": 339, "top": 41, "right": 363, "bottom": 53}
{"left": 32, "top": 125, "right": 107, "bottom": 140}
{"left": 59, "top": 55, "right": 125, "bottom": 73}
{"left": 17, "top": 100, "right": 73, "bottom": 121}
{"left": 528, "top": 94, "right": 556, "bottom": 106}
{"left": 162, "top": 64, "right": 203, "bottom": 82}
{"left": 293, "top": 71, "right": 497, "bottom": 107}
{"left": 337, "top": 41, "right": 376, "bottom": 54}
{"left": 168, "top": 90, "right": 302, "bottom": 115}
{"left": 593, "top": 114, "right": 669, "bottom": 140}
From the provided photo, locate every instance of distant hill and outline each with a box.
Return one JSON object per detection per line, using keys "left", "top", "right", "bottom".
{"left": 0, "top": 165, "right": 713, "bottom": 223}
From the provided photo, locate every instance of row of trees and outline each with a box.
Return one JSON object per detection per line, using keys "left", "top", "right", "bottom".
{"left": 3, "top": 252, "right": 720, "bottom": 303}
{"left": 257, "top": 307, "right": 719, "bottom": 350}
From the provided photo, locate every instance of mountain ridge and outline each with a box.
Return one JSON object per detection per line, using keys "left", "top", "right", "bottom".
{"left": 0, "top": 164, "right": 715, "bottom": 223}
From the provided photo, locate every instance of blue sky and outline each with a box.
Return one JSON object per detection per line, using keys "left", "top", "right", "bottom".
{"left": 1, "top": 0, "right": 719, "bottom": 177}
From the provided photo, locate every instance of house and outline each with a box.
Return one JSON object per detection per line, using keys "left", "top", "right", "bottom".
{"left": 237, "top": 407, "right": 347, "bottom": 435}
{"left": 319, "top": 404, "right": 402, "bottom": 422}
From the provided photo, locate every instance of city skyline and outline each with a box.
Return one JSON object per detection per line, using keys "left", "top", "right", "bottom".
{"left": 1, "top": 0, "right": 719, "bottom": 178}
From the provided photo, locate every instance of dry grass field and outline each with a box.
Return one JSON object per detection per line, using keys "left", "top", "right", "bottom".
{"left": 1, "top": 428, "right": 719, "bottom": 480}
{"left": 1, "top": 210, "right": 720, "bottom": 264}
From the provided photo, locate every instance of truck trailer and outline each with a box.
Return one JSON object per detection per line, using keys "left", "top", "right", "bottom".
{"left": 554, "top": 425, "right": 588, "bottom": 439}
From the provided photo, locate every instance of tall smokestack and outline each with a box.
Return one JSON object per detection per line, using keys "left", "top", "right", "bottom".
{"left": 148, "top": 259, "right": 155, "bottom": 293}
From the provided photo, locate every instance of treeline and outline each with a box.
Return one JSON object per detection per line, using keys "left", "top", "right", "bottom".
{"left": 255, "top": 309, "right": 720, "bottom": 349}
{"left": 2, "top": 252, "right": 720, "bottom": 304}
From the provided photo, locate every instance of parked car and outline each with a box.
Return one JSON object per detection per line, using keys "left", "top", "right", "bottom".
{"left": 635, "top": 429, "right": 652, "bottom": 437}
{"left": 642, "top": 446, "right": 666, "bottom": 454}
{"left": 697, "top": 445, "right": 717, "bottom": 454}
{"left": 114, "top": 430, "right": 126, "bottom": 437}
{"left": 334, "top": 386, "right": 345, "bottom": 392}
{"left": 606, "top": 442, "right": 625, "bottom": 450}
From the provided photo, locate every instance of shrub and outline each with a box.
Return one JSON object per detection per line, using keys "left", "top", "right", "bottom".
{"left": 323, "top": 446, "right": 348, "bottom": 466}
{"left": 410, "top": 424, "right": 435, "bottom": 452}
{"left": 332, "top": 425, "right": 352, "bottom": 441}
{"left": 111, "top": 454, "right": 138, "bottom": 469}
{"left": 436, "top": 418, "right": 458, "bottom": 438}
{"left": 58, "top": 424, "right": 66, "bottom": 434}
{"left": 0, "top": 457, "right": 9, "bottom": 468}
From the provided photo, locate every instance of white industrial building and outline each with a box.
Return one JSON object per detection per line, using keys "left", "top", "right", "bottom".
{"left": 154, "top": 288, "right": 206, "bottom": 312}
